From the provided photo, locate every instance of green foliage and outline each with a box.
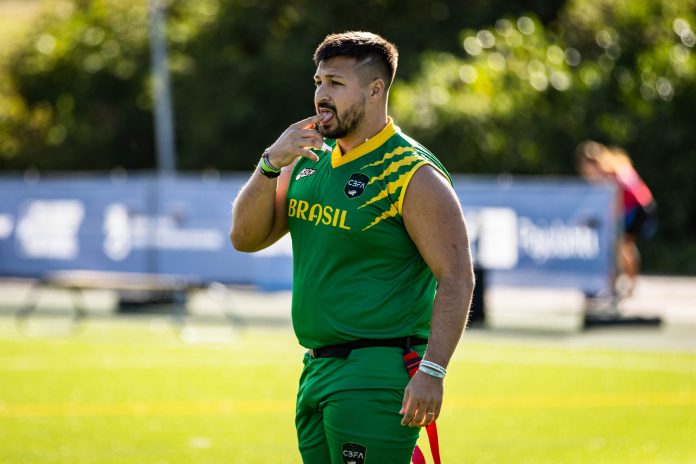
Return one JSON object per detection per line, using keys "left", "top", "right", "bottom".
{"left": 0, "top": 0, "right": 566, "bottom": 171}
{"left": 392, "top": 15, "right": 581, "bottom": 174}
{"left": 166, "top": 0, "right": 567, "bottom": 170}
{"left": 392, "top": 0, "right": 696, "bottom": 272}
{"left": 1, "top": 0, "right": 151, "bottom": 169}
{"left": 0, "top": 0, "right": 229, "bottom": 170}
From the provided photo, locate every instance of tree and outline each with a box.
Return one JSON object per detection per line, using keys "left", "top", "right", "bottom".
{"left": 0, "top": 0, "right": 566, "bottom": 171}
{"left": 392, "top": 0, "right": 696, "bottom": 272}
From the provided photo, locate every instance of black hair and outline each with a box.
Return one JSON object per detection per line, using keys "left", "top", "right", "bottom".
{"left": 313, "top": 31, "right": 399, "bottom": 89}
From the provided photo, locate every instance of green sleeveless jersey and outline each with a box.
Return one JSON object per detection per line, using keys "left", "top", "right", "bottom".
{"left": 287, "top": 118, "right": 451, "bottom": 348}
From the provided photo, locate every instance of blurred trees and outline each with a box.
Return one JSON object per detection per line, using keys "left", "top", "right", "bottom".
{"left": 0, "top": 0, "right": 567, "bottom": 171}
{"left": 0, "top": 0, "right": 694, "bottom": 272}
{"left": 0, "top": 0, "right": 154, "bottom": 169}
{"left": 392, "top": 0, "right": 696, "bottom": 272}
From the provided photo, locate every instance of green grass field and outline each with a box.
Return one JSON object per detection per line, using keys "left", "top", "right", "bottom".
{"left": 1, "top": 317, "right": 695, "bottom": 464}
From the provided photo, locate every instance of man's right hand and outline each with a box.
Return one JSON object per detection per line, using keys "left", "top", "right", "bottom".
{"left": 265, "top": 114, "right": 328, "bottom": 168}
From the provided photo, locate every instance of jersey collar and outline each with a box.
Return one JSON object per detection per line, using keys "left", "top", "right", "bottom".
{"left": 331, "top": 117, "right": 399, "bottom": 168}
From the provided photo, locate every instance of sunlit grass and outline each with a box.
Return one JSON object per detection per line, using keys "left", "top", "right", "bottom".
{"left": 0, "top": 317, "right": 695, "bottom": 463}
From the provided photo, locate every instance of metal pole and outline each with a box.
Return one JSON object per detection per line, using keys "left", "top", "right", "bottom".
{"left": 148, "top": 0, "right": 176, "bottom": 173}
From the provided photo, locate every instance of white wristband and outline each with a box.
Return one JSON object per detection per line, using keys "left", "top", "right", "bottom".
{"left": 418, "top": 364, "right": 446, "bottom": 379}
{"left": 420, "top": 360, "right": 447, "bottom": 375}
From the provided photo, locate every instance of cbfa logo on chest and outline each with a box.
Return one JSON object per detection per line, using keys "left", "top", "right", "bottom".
{"left": 344, "top": 173, "right": 370, "bottom": 199}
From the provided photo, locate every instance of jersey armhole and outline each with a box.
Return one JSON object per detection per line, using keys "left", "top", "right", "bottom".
{"left": 397, "top": 161, "right": 452, "bottom": 216}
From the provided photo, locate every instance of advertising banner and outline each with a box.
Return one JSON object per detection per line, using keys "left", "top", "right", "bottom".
{"left": 0, "top": 174, "right": 616, "bottom": 294}
{"left": 455, "top": 176, "right": 617, "bottom": 295}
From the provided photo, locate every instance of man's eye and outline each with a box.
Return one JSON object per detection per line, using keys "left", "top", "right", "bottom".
{"left": 331, "top": 81, "right": 342, "bottom": 86}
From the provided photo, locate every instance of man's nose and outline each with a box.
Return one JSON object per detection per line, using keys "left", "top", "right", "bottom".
{"left": 315, "top": 83, "right": 330, "bottom": 102}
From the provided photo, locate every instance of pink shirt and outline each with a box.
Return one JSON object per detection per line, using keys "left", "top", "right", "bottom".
{"left": 615, "top": 165, "right": 654, "bottom": 210}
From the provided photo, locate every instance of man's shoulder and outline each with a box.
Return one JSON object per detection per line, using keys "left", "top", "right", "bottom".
{"left": 386, "top": 130, "right": 440, "bottom": 161}
{"left": 385, "top": 130, "right": 450, "bottom": 182}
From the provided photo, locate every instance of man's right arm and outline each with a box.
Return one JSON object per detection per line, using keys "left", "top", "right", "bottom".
{"left": 230, "top": 114, "right": 325, "bottom": 252}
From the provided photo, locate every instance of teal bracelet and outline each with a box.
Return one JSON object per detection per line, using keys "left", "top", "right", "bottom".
{"left": 259, "top": 151, "right": 281, "bottom": 178}
{"left": 418, "top": 365, "right": 446, "bottom": 379}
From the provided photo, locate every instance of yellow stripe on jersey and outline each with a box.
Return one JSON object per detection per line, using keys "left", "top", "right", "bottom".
{"left": 361, "top": 146, "right": 416, "bottom": 169}
{"left": 359, "top": 169, "right": 411, "bottom": 209}
{"left": 362, "top": 202, "right": 399, "bottom": 231}
{"left": 367, "top": 155, "right": 420, "bottom": 185}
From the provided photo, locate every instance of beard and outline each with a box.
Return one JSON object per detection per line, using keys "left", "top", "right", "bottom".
{"left": 319, "top": 96, "right": 366, "bottom": 139}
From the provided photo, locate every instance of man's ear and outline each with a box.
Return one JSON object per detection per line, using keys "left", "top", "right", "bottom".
{"left": 369, "top": 78, "right": 386, "bottom": 100}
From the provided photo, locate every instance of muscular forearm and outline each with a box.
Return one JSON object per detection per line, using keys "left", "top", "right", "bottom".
{"left": 400, "top": 270, "right": 473, "bottom": 428}
{"left": 423, "top": 272, "right": 474, "bottom": 368}
{"left": 230, "top": 170, "right": 278, "bottom": 252}
{"left": 230, "top": 114, "right": 325, "bottom": 253}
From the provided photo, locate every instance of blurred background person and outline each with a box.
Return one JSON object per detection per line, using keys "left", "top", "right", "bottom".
{"left": 575, "top": 141, "right": 657, "bottom": 297}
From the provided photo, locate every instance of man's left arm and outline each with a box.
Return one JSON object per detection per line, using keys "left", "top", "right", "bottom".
{"left": 399, "top": 165, "right": 475, "bottom": 428}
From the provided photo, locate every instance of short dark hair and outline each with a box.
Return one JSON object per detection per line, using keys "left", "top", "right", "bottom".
{"left": 313, "top": 31, "right": 399, "bottom": 89}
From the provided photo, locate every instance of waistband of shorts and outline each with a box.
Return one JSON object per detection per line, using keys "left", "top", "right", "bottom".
{"left": 307, "top": 336, "right": 428, "bottom": 359}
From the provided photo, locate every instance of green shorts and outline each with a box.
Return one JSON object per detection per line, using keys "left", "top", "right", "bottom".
{"left": 295, "top": 345, "right": 426, "bottom": 464}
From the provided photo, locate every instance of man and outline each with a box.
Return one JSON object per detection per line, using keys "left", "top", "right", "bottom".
{"left": 231, "top": 31, "right": 474, "bottom": 464}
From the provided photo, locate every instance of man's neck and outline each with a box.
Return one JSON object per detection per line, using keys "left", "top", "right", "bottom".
{"left": 336, "top": 112, "right": 388, "bottom": 154}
